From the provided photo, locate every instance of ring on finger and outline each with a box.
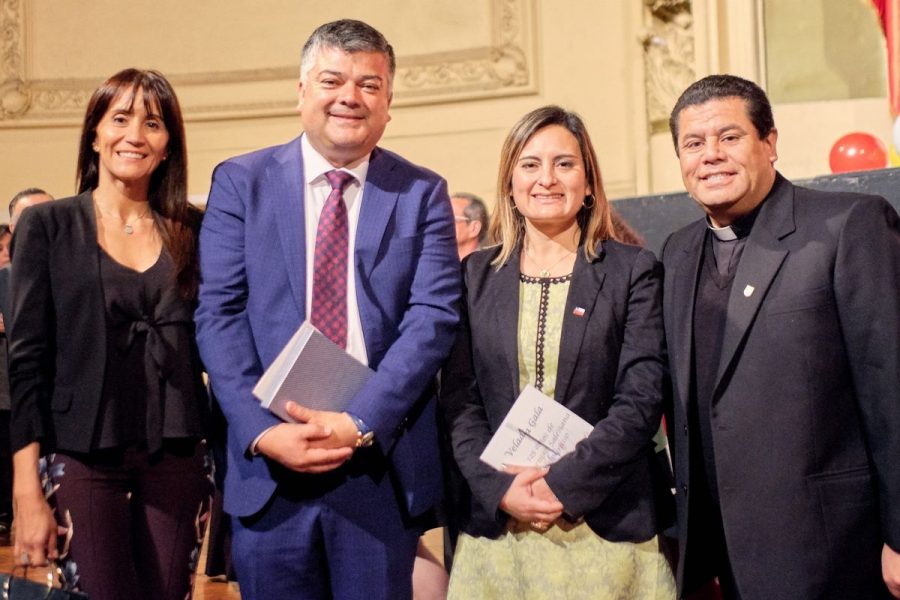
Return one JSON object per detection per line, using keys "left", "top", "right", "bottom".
{"left": 20, "top": 552, "right": 28, "bottom": 564}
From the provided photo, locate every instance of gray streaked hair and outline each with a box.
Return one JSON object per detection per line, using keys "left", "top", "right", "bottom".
{"left": 300, "top": 19, "right": 396, "bottom": 91}
{"left": 452, "top": 192, "right": 489, "bottom": 244}
{"left": 9, "top": 187, "right": 52, "bottom": 221}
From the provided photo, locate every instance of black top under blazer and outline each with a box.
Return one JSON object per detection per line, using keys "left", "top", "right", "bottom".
{"left": 7, "top": 191, "right": 208, "bottom": 455}
{"left": 440, "top": 240, "right": 674, "bottom": 542}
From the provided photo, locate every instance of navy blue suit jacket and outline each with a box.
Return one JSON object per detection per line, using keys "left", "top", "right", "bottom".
{"left": 195, "top": 137, "right": 460, "bottom": 519}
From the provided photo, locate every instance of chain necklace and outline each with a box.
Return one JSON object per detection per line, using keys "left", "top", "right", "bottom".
{"left": 94, "top": 198, "right": 152, "bottom": 235}
{"left": 524, "top": 241, "right": 576, "bottom": 277}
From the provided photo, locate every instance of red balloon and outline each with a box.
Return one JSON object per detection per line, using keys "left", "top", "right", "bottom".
{"left": 829, "top": 132, "right": 887, "bottom": 173}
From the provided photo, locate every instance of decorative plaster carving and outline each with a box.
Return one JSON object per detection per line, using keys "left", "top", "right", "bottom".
{"left": 396, "top": 0, "right": 534, "bottom": 102}
{"left": 640, "top": 0, "right": 695, "bottom": 132}
{"left": 0, "top": 0, "right": 537, "bottom": 126}
{"left": 0, "top": 0, "right": 31, "bottom": 120}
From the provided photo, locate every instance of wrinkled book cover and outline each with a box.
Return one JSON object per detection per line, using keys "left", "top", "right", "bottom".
{"left": 252, "top": 321, "right": 373, "bottom": 422}
{"left": 479, "top": 384, "right": 594, "bottom": 470}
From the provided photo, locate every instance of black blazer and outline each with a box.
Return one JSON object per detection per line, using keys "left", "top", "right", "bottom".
{"left": 662, "top": 174, "right": 900, "bottom": 599}
{"left": 0, "top": 266, "right": 9, "bottom": 322}
{"left": 0, "top": 267, "right": 10, "bottom": 412}
{"left": 7, "top": 191, "right": 207, "bottom": 455}
{"left": 440, "top": 240, "right": 674, "bottom": 542}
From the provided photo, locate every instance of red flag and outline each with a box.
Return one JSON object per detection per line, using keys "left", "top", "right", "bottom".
{"left": 873, "top": 0, "right": 900, "bottom": 116}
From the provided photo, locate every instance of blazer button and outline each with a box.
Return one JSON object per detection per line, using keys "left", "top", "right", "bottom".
{"left": 683, "top": 424, "right": 688, "bottom": 436}
{"left": 681, "top": 484, "right": 688, "bottom": 496}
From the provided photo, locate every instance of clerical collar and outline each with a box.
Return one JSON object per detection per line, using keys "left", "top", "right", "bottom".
{"left": 706, "top": 202, "right": 763, "bottom": 241}
{"left": 708, "top": 222, "right": 738, "bottom": 241}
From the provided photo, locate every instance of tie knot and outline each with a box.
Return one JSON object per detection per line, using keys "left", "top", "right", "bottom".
{"left": 325, "top": 170, "right": 354, "bottom": 192}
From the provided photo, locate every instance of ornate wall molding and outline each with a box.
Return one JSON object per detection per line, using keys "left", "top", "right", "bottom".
{"left": 0, "top": 0, "right": 538, "bottom": 127}
{"left": 639, "top": 0, "right": 695, "bottom": 133}
{"left": 397, "top": 0, "right": 535, "bottom": 104}
{"left": 0, "top": 0, "right": 30, "bottom": 120}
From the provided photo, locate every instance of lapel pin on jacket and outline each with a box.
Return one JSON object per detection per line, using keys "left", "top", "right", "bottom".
{"left": 743, "top": 284, "right": 755, "bottom": 298}
{"left": 573, "top": 307, "right": 586, "bottom": 317}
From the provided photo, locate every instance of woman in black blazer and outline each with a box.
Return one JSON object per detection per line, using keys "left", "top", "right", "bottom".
{"left": 440, "top": 106, "right": 675, "bottom": 598}
{"left": 9, "top": 69, "right": 211, "bottom": 600}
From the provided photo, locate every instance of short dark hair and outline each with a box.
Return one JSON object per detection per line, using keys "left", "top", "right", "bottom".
{"left": 9, "top": 187, "right": 51, "bottom": 220}
{"left": 300, "top": 20, "right": 396, "bottom": 90}
{"left": 669, "top": 74, "right": 775, "bottom": 152}
{"left": 452, "top": 192, "right": 489, "bottom": 244}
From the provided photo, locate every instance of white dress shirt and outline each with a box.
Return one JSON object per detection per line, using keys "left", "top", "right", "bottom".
{"left": 301, "top": 134, "right": 369, "bottom": 367}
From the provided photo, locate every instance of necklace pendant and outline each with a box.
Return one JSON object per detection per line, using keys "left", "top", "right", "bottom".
{"left": 124, "top": 224, "right": 135, "bottom": 235}
{"left": 539, "top": 269, "right": 550, "bottom": 278}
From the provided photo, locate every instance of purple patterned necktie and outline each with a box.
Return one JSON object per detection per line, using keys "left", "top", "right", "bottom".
{"left": 311, "top": 170, "right": 354, "bottom": 348}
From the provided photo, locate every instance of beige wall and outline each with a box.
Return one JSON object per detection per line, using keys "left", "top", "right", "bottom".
{"left": 0, "top": 0, "right": 893, "bottom": 218}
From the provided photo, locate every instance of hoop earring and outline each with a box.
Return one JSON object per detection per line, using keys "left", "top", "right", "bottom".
{"left": 583, "top": 194, "right": 595, "bottom": 209}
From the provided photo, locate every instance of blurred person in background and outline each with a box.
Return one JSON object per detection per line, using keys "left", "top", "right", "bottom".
{"left": 451, "top": 192, "right": 489, "bottom": 259}
{"left": 0, "top": 224, "right": 11, "bottom": 268}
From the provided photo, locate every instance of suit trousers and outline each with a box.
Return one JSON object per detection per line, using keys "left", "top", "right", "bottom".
{"left": 232, "top": 450, "right": 420, "bottom": 600}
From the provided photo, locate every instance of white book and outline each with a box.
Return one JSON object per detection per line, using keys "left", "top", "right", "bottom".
{"left": 479, "top": 384, "right": 594, "bottom": 470}
{"left": 252, "top": 321, "right": 373, "bottom": 422}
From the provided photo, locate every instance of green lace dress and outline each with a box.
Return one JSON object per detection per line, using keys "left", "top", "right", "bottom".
{"left": 447, "top": 273, "right": 676, "bottom": 600}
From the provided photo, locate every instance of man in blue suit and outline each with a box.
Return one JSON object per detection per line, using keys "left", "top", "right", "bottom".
{"left": 195, "top": 19, "right": 460, "bottom": 600}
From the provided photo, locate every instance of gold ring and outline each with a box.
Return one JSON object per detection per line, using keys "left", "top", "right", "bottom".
{"left": 530, "top": 521, "right": 547, "bottom": 530}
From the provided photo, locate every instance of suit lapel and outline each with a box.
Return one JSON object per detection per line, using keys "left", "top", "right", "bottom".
{"left": 76, "top": 189, "right": 104, "bottom": 296}
{"left": 75, "top": 190, "right": 102, "bottom": 284}
{"left": 353, "top": 148, "right": 401, "bottom": 355}
{"left": 75, "top": 191, "right": 107, "bottom": 342}
{"left": 667, "top": 222, "right": 705, "bottom": 411}
{"left": 75, "top": 190, "right": 99, "bottom": 249}
{"left": 271, "top": 138, "right": 307, "bottom": 315}
{"left": 488, "top": 247, "right": 524, "bottom": 399}
{"left": 714, "top": 175, "right": 795, "bottom": 391}
{"left": 555, "top": 246, "right": 606, "bottom": 402}
{"left": 355, "top": 148, "right": 400, "bottom": 275}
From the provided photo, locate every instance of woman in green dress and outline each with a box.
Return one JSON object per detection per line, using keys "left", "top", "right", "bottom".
{"left": 440, "top": 105, "right": 676, "bottom": 599}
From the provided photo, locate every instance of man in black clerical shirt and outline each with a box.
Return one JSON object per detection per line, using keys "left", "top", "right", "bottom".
{"left": 661, "top": 74, "right": 900, "bottom": 599}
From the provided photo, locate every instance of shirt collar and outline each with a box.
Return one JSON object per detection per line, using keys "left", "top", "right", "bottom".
{"left": 706, "top": 201, "right": 763, "bottom": 241}
{"left": 707, "top": 222, "right": 738, "bottom": 241}
{"left": 300, "top": 134, "right": 370, "bottom": 187}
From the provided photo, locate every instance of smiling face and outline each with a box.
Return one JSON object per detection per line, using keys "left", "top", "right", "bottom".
{"left": 676, "top": 96, "right": 778, "bottom": 226}
{"left": 297, "top": 46, "right": 392, "bottom": 167}
{"left": 93, "top": 87, "right": 169, "bottom": 192}
{"left": 511, "top": 124, "right": 590, "bottom": 233}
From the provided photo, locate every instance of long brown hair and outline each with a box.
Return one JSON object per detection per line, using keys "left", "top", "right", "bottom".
{"left": 489, "top": 105, "right": 616, "bottom": 267}
{"left": 76, "top": 68, "right": 199, "bottom": 298}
